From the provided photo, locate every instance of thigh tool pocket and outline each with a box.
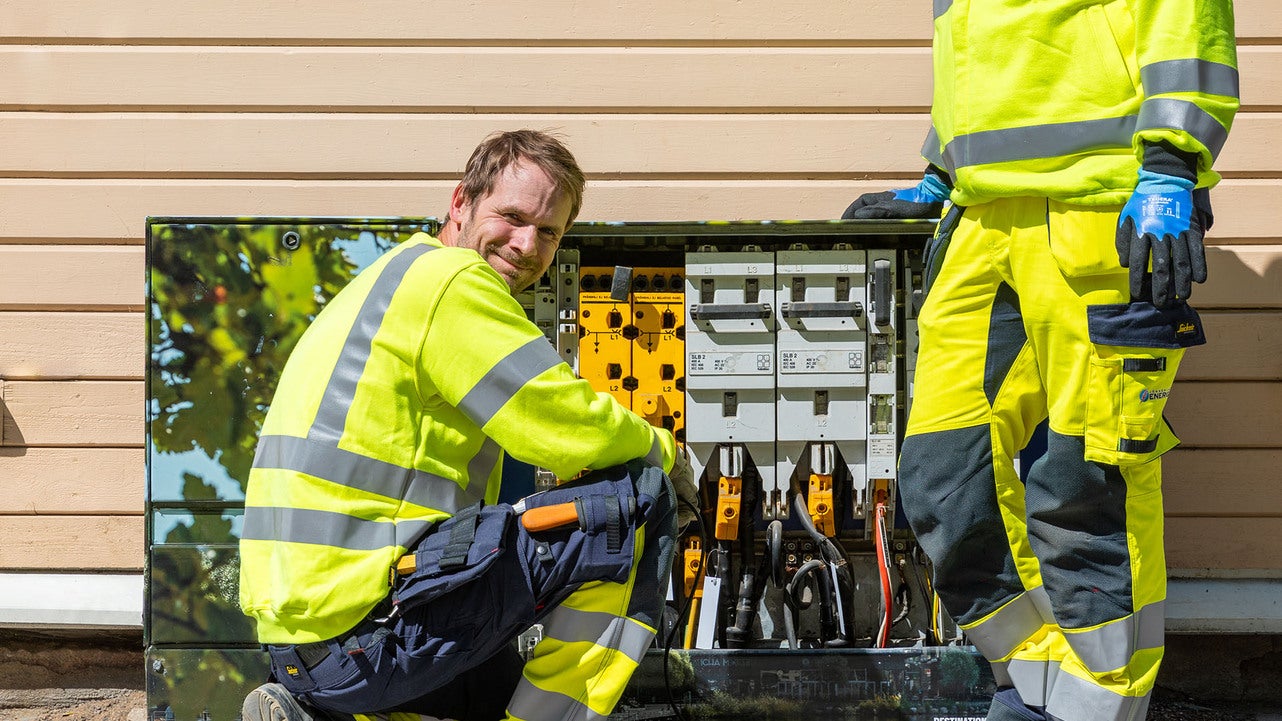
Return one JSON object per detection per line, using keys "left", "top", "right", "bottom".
{"left": 1084, "top": 301, "right": 1206, "bottom": 466}
{"left": 520, "top": 466, "right": 642, "bottom": 588}
{"left": 392, "top": 503, "right": 515, "bottom": 611}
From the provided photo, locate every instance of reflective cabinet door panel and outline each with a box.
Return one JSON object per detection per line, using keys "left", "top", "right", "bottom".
{"left": 149, "top": 508, "right": 251, "bottom": 645}
{"left": 147, "top": 220, "right": 433, "bottom": 505}
{"left": 147, "top": 648, "right": 271, "bottom": 721}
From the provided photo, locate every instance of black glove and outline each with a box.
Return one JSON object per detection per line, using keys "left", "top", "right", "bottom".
{"left": 842, "top": 165, "right": 952, "bottom": 220}
{"left": 1116, "top": 141, "right": 1212, "bottom": 308}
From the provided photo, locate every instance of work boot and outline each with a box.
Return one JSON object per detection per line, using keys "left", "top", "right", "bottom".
{"left": 986, "top": 687, "right": 1046, "bottom": 721}
{"left": 242, "top": 683, "right": 317, "bottom": 721}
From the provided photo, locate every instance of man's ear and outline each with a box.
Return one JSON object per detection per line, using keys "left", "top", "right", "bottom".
{"left": 447, "top": 183, "right": 470, "bottom": 224}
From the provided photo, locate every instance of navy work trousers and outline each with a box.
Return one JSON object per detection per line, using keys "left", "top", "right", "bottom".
{"left": 265, "top": 461, "right": 675, "bottom": 720}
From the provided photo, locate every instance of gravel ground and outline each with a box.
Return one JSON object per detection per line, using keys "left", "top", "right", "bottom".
{"left": 0, "top": 688, "right": 145, "bottom": 721}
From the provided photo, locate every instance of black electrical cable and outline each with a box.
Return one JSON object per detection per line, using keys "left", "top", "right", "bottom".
{"left": 764, "top": 520, "right": 799, "bottom": 649}
{"left": 662, "top": 496, "right": 707, "bottom": 721}
{"left": 791, "top": 493, "right": 851, "bottom": 645}
{"left": 786, "top": 558, "right": 828, "bottom": 647}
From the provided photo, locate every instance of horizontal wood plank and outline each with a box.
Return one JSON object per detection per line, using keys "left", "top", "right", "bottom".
{"left": 1, "top": 179, "right": 1280, "bottom": 244}
{"left": 3, "top": 111, "right": 1279, "bottom": 178}
{"left": 1, "top": 380, "right": 143, "bottom": 446}
{"left": 0, "top": 447, "right": 142, "bottom": 514}
{"left": 0, "top": 311, "right": 144, "bottom": 378}
{"left": 1165, "top": 381, "right": 1282, "bottom": 449}
{"left": 1194, "top": 242, "right": 1282, "bottom": 307}
{"left": 0, "top": 516, "right": 143, "bottom": 571}
{"left": 0, "top": 246, "right": 142, "bottom": 310}
{"left": 2, "top": 45, "right": 1277, "bottom": 111}
{"left": 0, "top": 112, "right": 933, "bottom": 176}
{"left": 1178, "top": 312, "right": 1282, "bottom": 381}
{"left": 1163, "top": 448, "right": 1282, "bottom": 518}
{"left": 0, "top": 47, "right": 935, "bottom": 111}
{"left": 0, "top": 0, "right": 937, "bottom": 42}
{"left": 5, "top": 0, "right": 1280, "bottom": 45}
{"left": 1167, "top": 517, "right": 1282, "bottom": 571}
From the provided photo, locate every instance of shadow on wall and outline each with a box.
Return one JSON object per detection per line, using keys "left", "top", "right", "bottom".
{"left": 0, "top": 389, "right": 27, "bottom": 452}
{"left": 1201, "top": 244, "right": 1281, "bottom": 313}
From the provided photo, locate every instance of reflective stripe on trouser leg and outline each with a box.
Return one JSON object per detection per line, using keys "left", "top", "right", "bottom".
{"left": 899, "top": 199, "right": 1058, "bottom": 709}
{"left": 506, "top": 526, "right": 656, "bottom": 721}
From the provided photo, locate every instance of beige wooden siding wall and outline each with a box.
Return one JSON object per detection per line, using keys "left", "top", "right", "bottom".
{"left": 0, "top": 1, "right": 1279, "bottom": 580}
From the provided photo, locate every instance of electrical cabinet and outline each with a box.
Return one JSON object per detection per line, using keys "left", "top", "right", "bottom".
{"left": 145, "top": 217, "right": 993, "bottom": 721}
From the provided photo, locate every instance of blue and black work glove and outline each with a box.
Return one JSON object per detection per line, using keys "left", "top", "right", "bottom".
{"left": 1116, "top": 141, "right": 1213, "bottom": 308}
{"left": 842, "top": 165, "right": 952, "bottom": 220}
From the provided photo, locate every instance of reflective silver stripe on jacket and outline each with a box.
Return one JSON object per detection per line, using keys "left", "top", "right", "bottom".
{"left": 1063, "top": 600, "right": 1165, "bottom": 674}
{"left": 990, "top": 658, "right": 1060, "bottom": 708}
{"left": 943, "top": 116, "right": 1135, "bottom": 171}
{"left": 242, "top": 506, "right": 434, "bottom": 551}
{"left": 253, "top": 434, "right": 483, "bottom": 513}
{"left": 540, "top": 605, "right": 656, "bottom": 661}
{"left": 1046, "top": 668, "right": 1151, "bottom": 721}
{"left": 310, "top": 243, "right": 436, "bottom": 441}
{"left": 933, "top": 0, "right": 952, "bottom": 19}
{"left": 1137, "top": 97, "right": 1230, "bottom": 159}
{"left": 456, "top": 335, "right": 564, "bottom": 428}
{"left": 942, "top": 98, "right": 1228, "bottom": 171}
{"left": 466, "top": 436, "right": 503, "bottom": 497}
{"left": 921, "top": 126, "right": 945, "bottom": 170}
{"left": 508, "top": 677, "right": 604, "bottom": 721}
{"left": 1141, "top": 58, "right": 1240, "bottom": 99}
{"left": 961, "top": 586, "right": 1051, "bottom": 661}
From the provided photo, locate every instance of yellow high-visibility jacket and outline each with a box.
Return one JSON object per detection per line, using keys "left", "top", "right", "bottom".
{"left": 923, "top": 0, "right": 1239, "bottom": 206}
{"left": 240, "top": 233, "right": 675, "bottom": 644}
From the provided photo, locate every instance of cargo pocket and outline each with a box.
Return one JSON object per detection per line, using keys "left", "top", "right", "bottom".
{"left": 392, "top": 503, "right": 515, "bottom": 612}
{"left": 1047, "top": 199, "right": 1125, "bottom": 279}
{"left": 1083, "top": 301, "right": 1206, "bottom": 466}
{"left": 518, "top": 467, "right": 643, "bottom": 594}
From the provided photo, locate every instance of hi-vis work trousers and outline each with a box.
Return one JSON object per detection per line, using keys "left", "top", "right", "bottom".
{"left": 266, "top": 461, "right": 677, "bottom": 721}
{"left": 898, "top": 197, "right": 1206, "bottom": 721}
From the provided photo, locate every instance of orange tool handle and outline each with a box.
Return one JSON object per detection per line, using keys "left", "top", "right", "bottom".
{"left": 521, "top": 501, "right": 581, "bottom": 532}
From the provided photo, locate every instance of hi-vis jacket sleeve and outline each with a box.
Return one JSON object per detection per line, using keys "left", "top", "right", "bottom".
{"left": 418, "top": 257, "right": 676, "bottom": 481}
{"left": 1131, "top": 0, "right": 1239, "bottom": 184}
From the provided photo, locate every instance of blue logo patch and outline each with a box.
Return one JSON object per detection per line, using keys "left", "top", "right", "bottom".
{"left": 1140, "top": 388, "right": 1170, "bottom": 402}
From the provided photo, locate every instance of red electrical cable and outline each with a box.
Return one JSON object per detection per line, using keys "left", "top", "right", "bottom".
{"left": 874, "top": 501, "right": 893, "bottom": 647}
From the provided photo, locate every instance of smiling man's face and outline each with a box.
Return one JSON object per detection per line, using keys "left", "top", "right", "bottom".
{"left": 446, "top": 158, "right": 573, "bottom": 294}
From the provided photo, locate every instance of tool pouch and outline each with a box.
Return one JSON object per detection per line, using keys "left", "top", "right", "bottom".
{"left": 519, "top": 463, "right": 652, "bottom": 589}
{"left": 392, "top": 502, "right": 516, "bottom": 612}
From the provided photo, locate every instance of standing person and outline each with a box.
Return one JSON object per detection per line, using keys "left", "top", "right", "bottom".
{"left": 239, "top": 129, "right": 697, "bottom": 721}
{"left": 845, "top": 3, "right": 1237, "bottom": 720}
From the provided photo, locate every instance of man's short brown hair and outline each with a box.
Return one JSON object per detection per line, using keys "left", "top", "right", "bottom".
{"left": 457, "top": 130, "right": 586, "bottom": 225}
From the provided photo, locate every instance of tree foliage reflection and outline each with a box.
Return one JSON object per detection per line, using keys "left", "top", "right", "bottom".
{"left": 147, "top": 222, "right": 422, "bottom": 719}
